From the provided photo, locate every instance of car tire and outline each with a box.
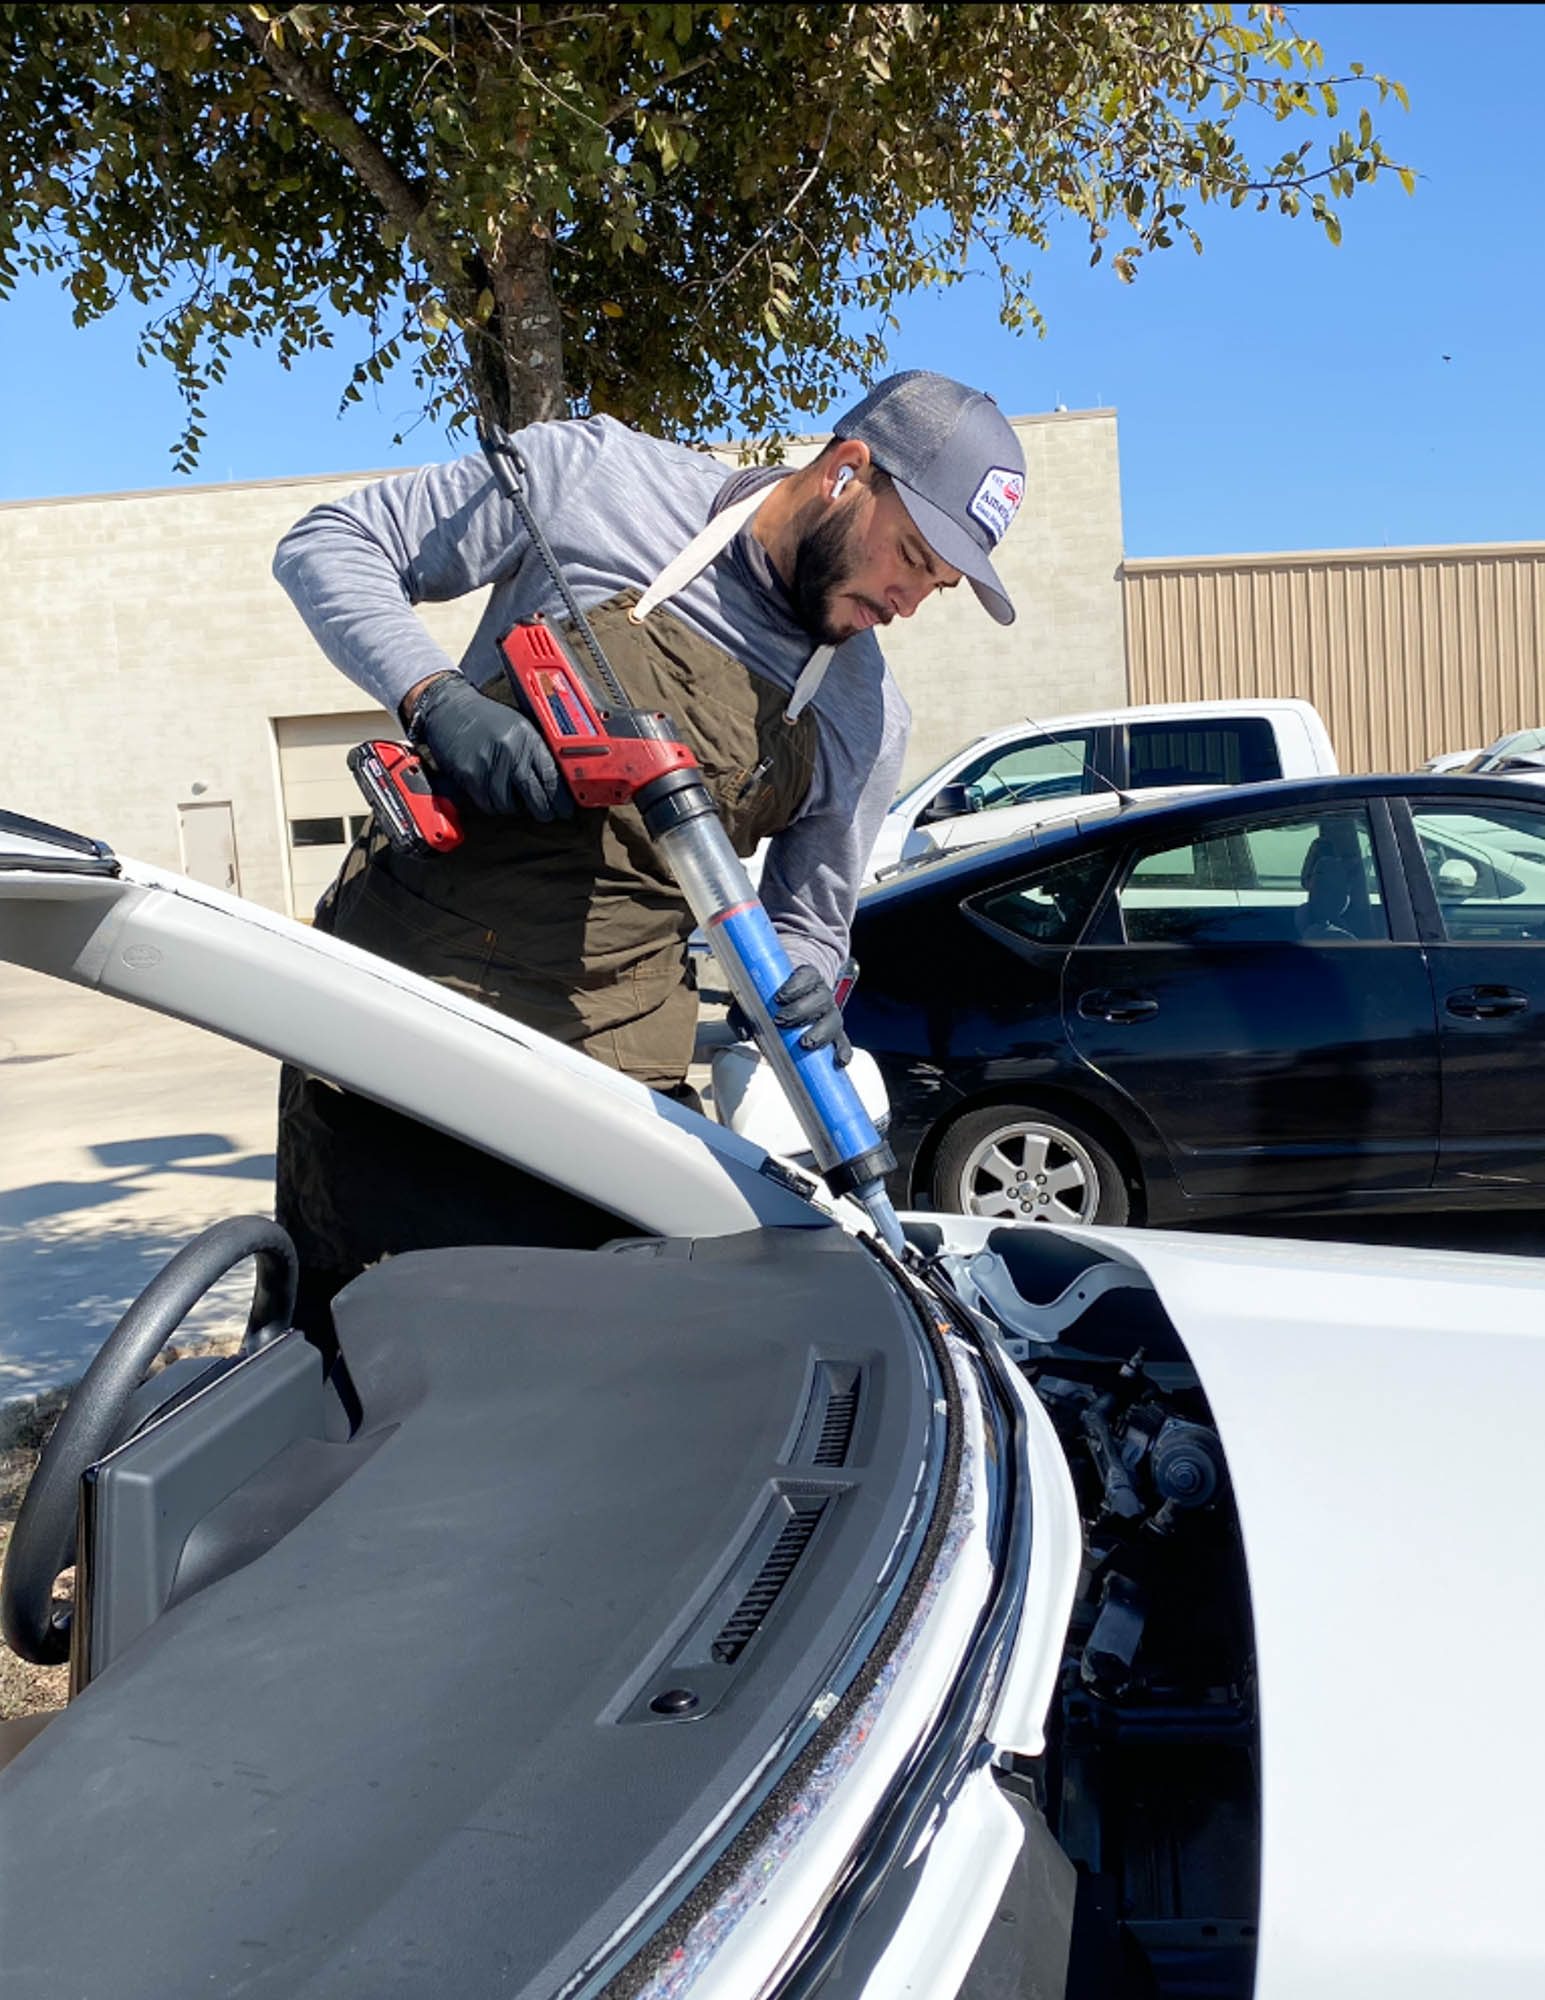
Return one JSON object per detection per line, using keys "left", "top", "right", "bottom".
{"left": 930, "top": 1102, "right": 1130, "bottom": 1227}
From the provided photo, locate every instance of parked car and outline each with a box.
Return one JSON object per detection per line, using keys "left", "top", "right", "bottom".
{"left": 867, "top": 698, "right": 1338, "bottom": 881}
{"left": 1461, "top": 726, "right": 1545, "bottom": 779}
{"left": 845, "top": 773, "right": 1545, "bottom": 1227}
{"left": 5, "top": 808, "right": 1545, "bottom": 1999}
{"left": 1422, "top": 727, "right": 1545, "bottom": 778}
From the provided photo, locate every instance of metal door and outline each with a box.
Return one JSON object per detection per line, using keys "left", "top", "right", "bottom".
{"left": 177, "top": 801, "right": 239, "bottom": 894}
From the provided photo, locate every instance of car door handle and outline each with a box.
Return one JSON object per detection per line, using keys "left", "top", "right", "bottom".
{"left": 1445, "top": 985, "right": 1530, "bottom": 1020}
{"left": 1078, "top": 989, "right": 1160, "bottom": 1025}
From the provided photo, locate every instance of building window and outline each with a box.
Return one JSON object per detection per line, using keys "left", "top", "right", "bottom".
{"left": 289, "top": 816, "right": 347, "bottom": 847}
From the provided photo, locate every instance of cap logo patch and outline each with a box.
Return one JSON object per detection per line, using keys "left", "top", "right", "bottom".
{"left": 968, "top": 467, "right": 1023, "bottom": 545}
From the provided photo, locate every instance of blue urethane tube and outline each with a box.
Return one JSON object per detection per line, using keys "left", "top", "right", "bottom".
{"left": 646, "top": 796, "right": 905, "bottom": 1255}
{"left": 708, "top": 899, "right": 888, "bottom": 1167}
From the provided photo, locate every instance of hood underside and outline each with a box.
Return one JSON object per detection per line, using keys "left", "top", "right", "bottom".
{"left": 985, "top": 1220, "right": 1545, "bottom": 2000}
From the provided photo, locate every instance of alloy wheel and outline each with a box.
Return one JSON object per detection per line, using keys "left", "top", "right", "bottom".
{"left": 954, "top": 1120, "right": 1102, "bottom": 1224}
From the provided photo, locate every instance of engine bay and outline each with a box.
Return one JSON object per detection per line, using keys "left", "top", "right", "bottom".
{"left": 973, "top": 1226, "right": 1260, "bottom": 2000}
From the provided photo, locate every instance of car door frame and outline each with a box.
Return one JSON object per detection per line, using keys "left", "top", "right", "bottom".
{"left": 1388, "top": 792, "right": 1524, "bottom": 945}
{"left": 1390, "top": 790, "right": 1545, "bottom": 1188}
{"left": 1065, "top": 791, "right": 1436, "bottom": 1209}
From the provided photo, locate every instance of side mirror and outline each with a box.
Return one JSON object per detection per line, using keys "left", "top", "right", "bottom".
{"left": 916, "top": 782, "right": 976, "bottom": 826}
{"left": 1436, "top": 857, "right": 1479, "bottom": 897}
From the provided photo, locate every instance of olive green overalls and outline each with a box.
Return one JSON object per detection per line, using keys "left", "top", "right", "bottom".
{"left": 276, "top": 561, "right": 822, "bottom": 1312}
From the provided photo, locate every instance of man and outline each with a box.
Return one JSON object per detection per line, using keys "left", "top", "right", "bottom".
{"left": 272, "top": 369, "right": 1024, "bottom": 1317}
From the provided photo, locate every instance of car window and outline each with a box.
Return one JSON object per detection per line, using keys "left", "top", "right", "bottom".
{"left": 1473, "top": 728, "right": 1545, "bottom": 772}
{"left": 1127, "top": 717, "right": 1280, "bottom": 788}
{"left": 967, "top": 849, "right": 1115, "bottom": 947}
{"left": 1117, "top": 808, "right": 1388, "bottom": 945}
{"left": 953, "top": 731, "right": 1097, "bottom": 810}
{"left": 1410, "top": 806, "right": 1545, "bottom": 940}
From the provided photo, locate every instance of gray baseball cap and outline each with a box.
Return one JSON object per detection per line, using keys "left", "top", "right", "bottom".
{"left": 833, "top": 370, "right": 1025, "bottom": 625}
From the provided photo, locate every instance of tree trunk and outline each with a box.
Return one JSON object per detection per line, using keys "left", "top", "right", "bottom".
{"left": 473, "top": 232, "right": 566, "bottom": 430}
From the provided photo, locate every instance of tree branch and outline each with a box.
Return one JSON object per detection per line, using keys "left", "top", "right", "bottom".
{"left": 691, "top": 101, "right": 839, "bottom": 307}
{"left": 601, "top": 49, "right": 724, "bottom": 128}
{"left": 233, "top": 6, "right": 466, "bottom": 300}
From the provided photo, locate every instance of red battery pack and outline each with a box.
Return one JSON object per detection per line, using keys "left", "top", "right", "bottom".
{"left": 347, "top": 740, "right": 463, "bottom": 857}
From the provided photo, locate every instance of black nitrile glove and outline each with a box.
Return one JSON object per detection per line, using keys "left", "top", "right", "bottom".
{"left": 410, "top": 673, "right": 573, "bottom": 822}
{"left": 729, "top": 963, "right": 852, "bottom": 1068}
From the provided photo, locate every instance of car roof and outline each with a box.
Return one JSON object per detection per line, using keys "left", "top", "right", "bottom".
{"left": 859, "top": 772, "right": 1545, "bottom": 905}
{"left": 965, "top": 696, "right": 1319, "bottom": 740}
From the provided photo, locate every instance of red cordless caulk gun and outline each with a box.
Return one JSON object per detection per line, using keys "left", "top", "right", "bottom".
{"left": 350, "top": 428, "right": 905, "bottom": 1253}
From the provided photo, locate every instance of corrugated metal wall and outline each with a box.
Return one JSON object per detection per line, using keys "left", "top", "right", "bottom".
{"left": 1123, "top": 543, "right": 1545, "bottom": 772}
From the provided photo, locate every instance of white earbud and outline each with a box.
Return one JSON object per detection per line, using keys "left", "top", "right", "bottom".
{"left": 832, "top": 466, "right": 855, "bottom": 497}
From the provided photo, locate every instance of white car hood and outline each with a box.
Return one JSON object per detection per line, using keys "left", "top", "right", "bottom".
{"left": 1084, "top": 1225, "right": 1545, "bottom": 1999}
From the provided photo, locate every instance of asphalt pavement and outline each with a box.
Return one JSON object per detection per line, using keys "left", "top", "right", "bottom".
{"left": 4, "top": 956, "right": 1544, "bottom": 1405}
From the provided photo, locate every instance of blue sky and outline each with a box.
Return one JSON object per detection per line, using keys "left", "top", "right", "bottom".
{"left": 1, "top": 4, "right": 1538, "bottom": 557}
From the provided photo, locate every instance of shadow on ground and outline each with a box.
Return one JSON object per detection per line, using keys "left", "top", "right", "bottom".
{"left": 0, "top": 1161, "right": 277, "bottom": 1400}
{"left": 0, "top": 1135, "right": 276, "bottom": 1232}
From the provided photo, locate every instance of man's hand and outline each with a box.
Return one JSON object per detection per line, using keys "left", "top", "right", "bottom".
{"left": 729, "top": 963, "right": 852, "bottom": 1068}
{"left": 406, "top": 673, "right": 573, "bottom": 822}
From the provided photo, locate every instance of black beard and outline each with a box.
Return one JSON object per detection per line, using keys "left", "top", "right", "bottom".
{"left": 789, "top": 502, "right": 863, "bottom": 645}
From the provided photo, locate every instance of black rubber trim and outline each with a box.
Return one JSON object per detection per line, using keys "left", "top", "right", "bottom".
{"left": 0, "top": 808, "right": 118, "bottom": 874}
{"left": 824, "top": 1145, "right": 898, "bottom": 1199}
{"left": 589, "top": 1257, "right": 963, "bottom": 2000}
{"left": 774, "top": 1246, "right": 1034, "bottom": 2000}
{"left": 638, "top": 771, "right": 717, "bottom": 836}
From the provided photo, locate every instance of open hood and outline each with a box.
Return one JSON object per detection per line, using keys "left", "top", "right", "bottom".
{"left": 1127, "top": 1228, "right": 1545, "bottom": 1999}
{"left": 934, "top": 1214, "right": 1545, "bottom": 2000}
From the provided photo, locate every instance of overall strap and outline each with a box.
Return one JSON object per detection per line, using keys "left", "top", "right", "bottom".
{"left": 630, "top": 484, "right": 835, "bottom": 721}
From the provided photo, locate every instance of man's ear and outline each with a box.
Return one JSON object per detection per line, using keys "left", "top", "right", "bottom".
{"left": 820, "top": 439, "right": 870, "bottom": 502}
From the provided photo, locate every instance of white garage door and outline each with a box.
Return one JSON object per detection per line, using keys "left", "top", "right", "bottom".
{"left": 275, "top": 710, "right": 395, "bottom": 918}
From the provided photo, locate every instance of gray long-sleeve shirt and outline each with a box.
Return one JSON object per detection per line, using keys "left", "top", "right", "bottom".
{"left": 273, "top": 414, "right": 911, "bottom": 984}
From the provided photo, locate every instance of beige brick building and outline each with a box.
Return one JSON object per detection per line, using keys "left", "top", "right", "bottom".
{"left": 9, "top": 409, "right": 1126, "bottom": 917}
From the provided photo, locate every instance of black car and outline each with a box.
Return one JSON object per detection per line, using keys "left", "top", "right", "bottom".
{"left": 846, "top": 773, "right": 1545, "bottom": 1226}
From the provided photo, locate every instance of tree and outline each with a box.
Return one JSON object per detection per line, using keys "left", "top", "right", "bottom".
{"left": 0, "top": 4, "right": 1411, "bottom": 469}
